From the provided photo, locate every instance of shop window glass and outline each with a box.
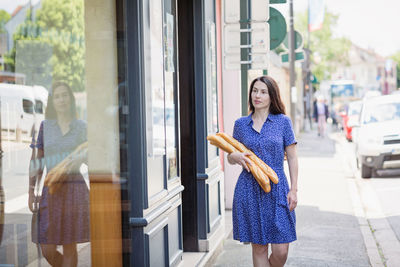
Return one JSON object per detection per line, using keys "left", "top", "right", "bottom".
{"left": 144, "top": 0, "right": 179, "bottom": 197}
{"left": 205, "top": 13, "right": 218, "bottom": 160}
{"left": 144, "top": 0, "right": 166, "bottom": 200}
{"left": 163, "top": 0, "right": 178, "bottom": 180}
{"left": 0, "top": 0, "right": 125, "bottom": 266}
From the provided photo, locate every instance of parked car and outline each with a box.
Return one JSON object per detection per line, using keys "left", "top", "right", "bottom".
{"left": 352, "top": 94, "right": 400, "bottom": 178}
{"left": 342, "top": 100, "right": 363, "bottom": 141}
{"left": 363, "top": 90, "right": 381, "bottom": 99}
{"left": 0, "top": 83, "right": 47, "bottom": 141}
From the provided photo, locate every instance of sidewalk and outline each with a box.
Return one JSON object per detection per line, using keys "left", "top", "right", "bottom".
{"left": 210, "top": 128, "right": 374, "bottom": 267}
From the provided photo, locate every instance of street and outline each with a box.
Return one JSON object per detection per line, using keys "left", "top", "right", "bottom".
{"left": 212, "top": 126, "right": 400, "bottom": 267}
{"left": 340, "top": 132, "right": 400, "bottom": 266}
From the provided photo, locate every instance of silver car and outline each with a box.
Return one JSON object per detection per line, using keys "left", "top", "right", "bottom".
{"left": 352, "top": 94, "right": 400, "bottom": 178}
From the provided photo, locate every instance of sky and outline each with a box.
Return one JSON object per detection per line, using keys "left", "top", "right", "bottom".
{"left": 1, "top": 0, "right": 40, "bottom": 14}
{"left": 2, "top": 0, "right": 400, "bottom": 57}
{"left": 276, "top": 0, "right": 400, "bottom": 57}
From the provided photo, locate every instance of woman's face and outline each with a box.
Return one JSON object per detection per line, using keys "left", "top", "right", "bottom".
{"left": 251, "top": 81, "right": 271, "bottom": 111}
{"left": 52, "top": 86, "right": 71, "bottom": 115}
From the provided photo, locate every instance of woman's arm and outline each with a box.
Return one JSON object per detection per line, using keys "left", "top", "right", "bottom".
{"left": 285, "top": 144, "right": 298, "bottom": 211}
{"left": 28, "top": 148, "right": 45, "bottom": 212}
{"left": 28, "top": 148, "right": 37, "bottom": 192}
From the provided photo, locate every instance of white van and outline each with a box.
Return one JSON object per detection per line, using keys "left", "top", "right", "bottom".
{"left": 32, "top": 85, "right": 48, "bottom": 135}
{"left": 0, "top": 83, "right": 48, "bottom": 141}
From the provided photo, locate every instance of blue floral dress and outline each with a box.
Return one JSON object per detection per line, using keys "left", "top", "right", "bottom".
{"left": 232, "top": 113, "right": 297, "bottom": 244}
{"left": 33, "top": 119, "right": 89, "bottom": 245}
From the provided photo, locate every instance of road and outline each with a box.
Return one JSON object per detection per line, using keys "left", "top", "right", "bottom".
{"left": 340, "top": 133, "right": 400, "bottom": 241}
{"left": 339, "top": 133, "right": 400, "bottom": 266}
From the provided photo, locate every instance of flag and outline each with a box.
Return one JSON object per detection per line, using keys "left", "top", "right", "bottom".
{"left": 308, "top": 0, "right": 325, "bottom": 32}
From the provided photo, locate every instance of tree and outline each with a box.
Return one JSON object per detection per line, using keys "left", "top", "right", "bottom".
{"left": 0, "top": 10, "right": 11, "bottom": 33}
{"left": 295, "top": 10, "right": 351, "bottom": 83}
{"left": 4, "top": 0, "right": 85, "bottom": 92}
{"left": 391, "top": 51, "right": 400, "bottom": 88}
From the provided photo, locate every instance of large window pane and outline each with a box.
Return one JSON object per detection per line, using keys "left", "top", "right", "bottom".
{"left": 0, "top": 0, "right": 125, "bottom": 266}
{"left": 206, "top": 14, "right": 218, "bottom": 159}
{"left": 164, "top": 0, "right": 178, "bottom": 180}
{"left": 144, "top": 0, "right": 179, "bottom": 195}
{"left": 144, "top": 0, "right": 166, "bottom": 199}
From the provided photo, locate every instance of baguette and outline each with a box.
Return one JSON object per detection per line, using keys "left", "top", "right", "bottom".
{"left": 216, "top": 132, "right": 249, "bottom": 153}
{"left": 248, "top": 155, "right": 279, "bottom": 184}
{"left": 207, "top": 134, "right": 271, "bottom": 193}
{"left": 207, "top": 135, "right": 236, "bottom": 154}
{"left": 45, "top": 142, "right": 88, "bottom": 194}
{"left": 248, "top": 162, "right": 271, "bottom": 193}
{"left": 216, "top": 132, "right": 279, "bottom": 184}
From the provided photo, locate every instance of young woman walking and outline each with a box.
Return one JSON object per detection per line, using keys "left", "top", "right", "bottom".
{"left": 228, "top": 76, "right": 298, "bottom": 267}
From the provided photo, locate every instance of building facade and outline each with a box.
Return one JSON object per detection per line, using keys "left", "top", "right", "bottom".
{"left": 331, "top": 44, "right": 397, "bottom": 96}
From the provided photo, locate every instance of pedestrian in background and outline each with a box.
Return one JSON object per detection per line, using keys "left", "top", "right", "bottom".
{"left": 313, "top": 95, "right": 329, "bottom": 137}
{"left": 227, "top": 76, "right": 298, "bottom": 267}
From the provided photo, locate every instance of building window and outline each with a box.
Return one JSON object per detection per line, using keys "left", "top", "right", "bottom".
{"left": 144, "top": 0, "right": 179, "bottom": 202}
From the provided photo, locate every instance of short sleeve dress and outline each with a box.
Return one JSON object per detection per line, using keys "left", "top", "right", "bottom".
{"left": 34, "top": 119, "right": 90, "bottom": 245}
{"left": 232, "top": 113, "right": 297, "bottom": 244}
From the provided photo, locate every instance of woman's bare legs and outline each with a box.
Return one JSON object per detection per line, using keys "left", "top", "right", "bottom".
{"left": 41, "top": 244, "right": 63, "bottom": 267}
{"left": 62, "top": 243, "right": 78, "bottom": 267}
{"left": 269, "top": 243, "right": 289, "bottom": 267}
{"left": 251, "top": 243, "right": 270, "bottom": 267}
{"left": 40, "top": 243, "right": 78, "bottom": 267}
{"left": 251, "top": 243, "right": 289, "bottom": 267}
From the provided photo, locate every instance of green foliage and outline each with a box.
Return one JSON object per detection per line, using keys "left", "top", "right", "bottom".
{"left": 4, "top": 0, "right": 85, "bottom": 92}
{"left": 0, "top": 10, "right": 11, "bottom": 33}
{"left": 391, "top": 51, "right": 400, "bottom": 88}
{"left": 295, "top": 10, "right": 351, "bottom": 83}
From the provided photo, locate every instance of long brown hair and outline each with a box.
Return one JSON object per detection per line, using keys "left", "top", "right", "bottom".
{"left": 248, "top": 76, "right": 286, "bottom": 115}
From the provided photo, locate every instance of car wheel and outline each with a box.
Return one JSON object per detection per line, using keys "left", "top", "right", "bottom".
{"left": 361, "top": 164, "right": 372, "bottom": 178}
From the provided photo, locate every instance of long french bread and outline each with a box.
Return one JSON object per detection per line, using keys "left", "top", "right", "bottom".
{"left": 207, "top": 135, "right": 236, "bottom": 154}
{"left": 216, "top": 132, "right": 279, "bottom": 184}
{"left": 207, "top": 134, "right": 272, "bottom": 193}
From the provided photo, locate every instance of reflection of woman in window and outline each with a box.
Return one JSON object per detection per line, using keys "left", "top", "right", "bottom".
{"left": 29, "top": 81, "right": 89, "bottom": 267}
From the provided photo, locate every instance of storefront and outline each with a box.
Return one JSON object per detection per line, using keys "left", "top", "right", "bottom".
{"left": 0, "top": 0, "right": 224, "bottom": 266}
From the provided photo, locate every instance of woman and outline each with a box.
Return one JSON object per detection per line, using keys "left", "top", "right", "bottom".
{"left": 28, "top": 81, "right": 89, "bottom": 267}
{"left": 228, "top": 76, "right": 298, "bottom": 267}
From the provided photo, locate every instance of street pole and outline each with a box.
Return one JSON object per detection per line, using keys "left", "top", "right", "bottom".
{"left": 307, "top": 2, "right": 313, "bottom": 130}
{"left": 288, "top": 0, "right": 296, "bottom": 128}
{"left": 240, "top": 0, "right": 250, "bottom": 116}
{"left": 307, "top": 2, "right": 313, "bottom": 99}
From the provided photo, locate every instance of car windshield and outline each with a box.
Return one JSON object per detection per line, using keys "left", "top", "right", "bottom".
{"left": 348, "top": 102, "right": 362, "bottom": 116}
{"left": 363, "top": 102, "right": 400, "bottom": 124}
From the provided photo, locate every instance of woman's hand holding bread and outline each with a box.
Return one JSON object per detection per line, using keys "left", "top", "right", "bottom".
{"left": 227, "top": 152, "right": 253, "bottom": 172}
{"left": 207, "top": 133, "right": 276, "bottom": 193}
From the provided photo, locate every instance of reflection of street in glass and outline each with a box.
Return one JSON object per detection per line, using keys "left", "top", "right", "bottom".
{"left": 0, "top": 84, "right": 48, "bottom": 143}
{"left": 29, "top": 82, "right": 89, "bottom": 267}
